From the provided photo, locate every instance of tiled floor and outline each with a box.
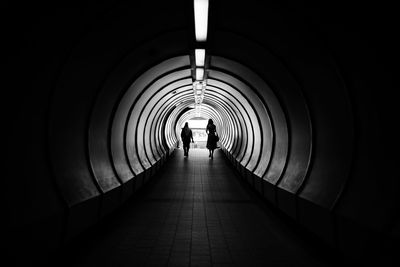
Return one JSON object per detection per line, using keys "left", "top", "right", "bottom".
{"left": 56, "top": 149, "right": 337, "bottom": 267}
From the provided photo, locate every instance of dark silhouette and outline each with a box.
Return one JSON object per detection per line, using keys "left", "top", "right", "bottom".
{"left": 206, "top": 119, "right": 218, "bottom": 159}
{"left": 180, "top": 122, "right": 194, "bottom": 157}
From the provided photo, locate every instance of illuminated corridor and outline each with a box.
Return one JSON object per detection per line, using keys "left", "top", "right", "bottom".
{"left": 4, "top": 1, "right": 399, "bottom": 266}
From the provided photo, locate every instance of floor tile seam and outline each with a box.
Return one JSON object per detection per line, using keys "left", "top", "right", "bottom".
{"left": 209, "top": 201, "right": 238, "bottom": 263}
{"left": 188, "top": 169, "right": 197, "bottom": 267}
{"left": 168, "top": 150, "right": 256, "bottom": 264}
{"left": 164, "top": 182, "right": 190, "bottom": 266}
{"left": 198, "top": 165, "right": 213, "bottom": 264}
{"left": 210, "top": 162, "right": 260, "bottom": 260}
{"left": 105, "top": 152, "right": 180, "bottom": 265}
{"left": 142, "top": 195, "right": 178, "bottom": 264}
{"left": 217, "top": 208, "right": 250, "bottom": 256}
{"left": 203, "top": 165, "right": 232, "bottom": 264}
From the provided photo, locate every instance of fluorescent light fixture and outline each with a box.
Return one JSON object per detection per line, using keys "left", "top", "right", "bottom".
{"left": 194, "top": 0, "right": 209, "bottom": 42}
{"left": 195, "top": 49, "right": 205, "bottom": 66}
{"left": 196, "top": 68, "right": 204, "bottom": 80}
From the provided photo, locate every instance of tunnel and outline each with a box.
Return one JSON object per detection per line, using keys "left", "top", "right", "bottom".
{"left": 4, "top": 1, "right": 399, "bottom": 266}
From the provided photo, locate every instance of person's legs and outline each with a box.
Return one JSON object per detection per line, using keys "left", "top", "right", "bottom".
{"left": 211, "top": 149, "right": 214, "bottom": 159}
{"left": 183, "top": 143, "right": 188, "bottom": 156}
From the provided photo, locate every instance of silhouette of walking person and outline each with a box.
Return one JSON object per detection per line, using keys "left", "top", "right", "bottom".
{"left": 206, "top": 119, "right": 218, "bottom": 159}
{"left": 181, "top": 122, "right": 194, "bottom": 157}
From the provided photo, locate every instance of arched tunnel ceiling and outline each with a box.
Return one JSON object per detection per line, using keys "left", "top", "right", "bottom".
{"left": 42, "top": 28, "right": 373, "bottom": 229}
{"left": 81, "top": 47, "right": 327, "bottom": 212}
{"left": 4, "top": 2, "right": 399, "bottom": 263}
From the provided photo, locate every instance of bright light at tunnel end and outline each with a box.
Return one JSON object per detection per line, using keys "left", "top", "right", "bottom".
{"left": 194, "top": 0, "right": 209, "bottom": 42}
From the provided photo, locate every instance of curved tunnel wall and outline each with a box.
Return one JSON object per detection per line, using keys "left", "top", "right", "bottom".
{"left": 5, "top": 1, "right": 399, "bottom": 264}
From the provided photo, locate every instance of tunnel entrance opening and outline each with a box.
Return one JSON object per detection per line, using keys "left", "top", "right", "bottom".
{"left": 184, "top": 117, "right": 208, "bottom": 149}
